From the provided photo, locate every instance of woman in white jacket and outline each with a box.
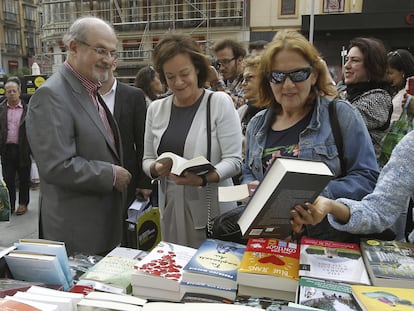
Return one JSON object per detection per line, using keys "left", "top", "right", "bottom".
{"left": 142, "top": 33, "right": 242, "bottom": 248}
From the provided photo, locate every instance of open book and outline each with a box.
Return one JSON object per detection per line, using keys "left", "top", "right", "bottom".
{"left": 237, "top": 157, "right": 333, "bottom": 240}
{"left": 156, "top": 152, "right": 215, "bottom": 176}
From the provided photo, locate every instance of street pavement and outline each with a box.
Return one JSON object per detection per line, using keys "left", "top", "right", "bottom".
{"left": 0, "top": 166, "right": 39, "bottom": 248}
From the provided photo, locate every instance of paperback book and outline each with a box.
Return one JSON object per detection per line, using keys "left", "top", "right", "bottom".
{"left": 299, "top": 237, "right": 370, "bottom": 285}
{"left": 237, "top": 158, "right": 333, "bottom": 240}
{"left": 360, "top": 239, "right": 414, "bottom": 288}
{"left": 155, "top": 152, "right": 215, "bottom": 176}
{"left": 237, "top": 238, "right": 300, "bottom": 298}
{"left": 351, "top": 284, "right": 414, "bottom": 311}
{"left": 297, "top": 277, "right": 360, "bottom": 311}
{"left": 181, "top": 239, "right": 246, "bottom": 290}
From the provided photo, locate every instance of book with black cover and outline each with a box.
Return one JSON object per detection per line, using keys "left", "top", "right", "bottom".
{"left": 238, "top": 158, "right": 333, "bottom": 239}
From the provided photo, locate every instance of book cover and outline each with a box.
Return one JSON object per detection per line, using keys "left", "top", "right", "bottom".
{"left": 132, "top": 241, "right": 197, "bottom": 292}
{"left": 182, "top": 239, "right": 246, "bottom": 290}
{"left": 156, "top": 152, "right": 215, "bottom": 176}
{"left": 299, "top": 237, "right": 370, "bottom": 285}
{"left": 4, "top": 250, "right": 71, "bottom": 291}
{"left": 0, "top": 279, "right": 43, "bottom": 298}
{"left": 297, "top": 277, "right": 360, "bottom": 311}
{"left": 3, "top": 296, "right": 58, "bottom": 311}
{"left": 79, "top": 250, "right": 141, "bottom": 294}
{"left": 237, "top": 158, "right": 333, "bottom": 240}
{"left": 351, "top": 285, "right": 414, "bottom": 311}
{"left": 360, "top": 239, "right": 414, "bottom": 288}
{"left": 15, "top": 239, "right": 73, "bottom": 287}
{"left": 237, "top": 238, "right": 299, "bottom": 293}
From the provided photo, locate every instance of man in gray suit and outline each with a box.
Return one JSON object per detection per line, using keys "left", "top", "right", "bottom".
{"left": 26, "top": 16, "right": 131, "bottom": 256}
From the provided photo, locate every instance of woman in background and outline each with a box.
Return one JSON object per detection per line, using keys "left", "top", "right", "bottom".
{"left": 386, "top": 49, "right": 414, "bottom": 122}
{"left": 134, "top": 65, "right": 166, "bottom": 107}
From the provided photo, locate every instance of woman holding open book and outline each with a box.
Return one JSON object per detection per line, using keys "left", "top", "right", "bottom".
{"left": 241, "top": 30, "right": 379, "bottom": 243}
{"left": 142, "top": 33, "right": 242, "bottom": 248}
{"left": 292, "top": 129, "right": 414, "bottom": 243}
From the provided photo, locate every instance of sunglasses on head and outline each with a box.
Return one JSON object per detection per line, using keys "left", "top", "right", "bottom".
{"left": 269, "top": 67, "right": 313, "bottom": 84}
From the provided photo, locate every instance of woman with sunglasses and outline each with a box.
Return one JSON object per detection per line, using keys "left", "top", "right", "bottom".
{"left": 241, "top": 30, "right": 379, "bottom": 243}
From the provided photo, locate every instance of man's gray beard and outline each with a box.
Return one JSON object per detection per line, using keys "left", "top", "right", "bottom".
{"left": 94, "top": 69, "right": 109, "bottom": 83}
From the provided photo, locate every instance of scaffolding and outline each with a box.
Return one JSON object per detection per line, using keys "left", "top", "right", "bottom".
{"left": 37, "top": 0, "right": 249, "bottom": 80}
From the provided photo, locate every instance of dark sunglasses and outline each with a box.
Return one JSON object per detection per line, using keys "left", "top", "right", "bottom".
{"left": 269, "top": 67, "right": 313, "bottom": 84}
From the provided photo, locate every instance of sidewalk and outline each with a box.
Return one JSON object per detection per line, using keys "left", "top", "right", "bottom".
{"left": 0, "top": 165, "right": 39, "bottom": 247}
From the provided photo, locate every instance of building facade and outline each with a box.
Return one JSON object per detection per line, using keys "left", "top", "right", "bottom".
{"left": 1, "top": 0, "right": 413, "bottom": 84}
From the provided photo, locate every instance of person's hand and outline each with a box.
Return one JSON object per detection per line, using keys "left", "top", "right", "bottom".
{"left": 150, "top": 160, "right": 172, "bottom": 178}
{"left": 136, "top": 188, "right": 152, "bottom": 201}
{"left": 290, "top": 196, "right": 331, "bottom": 226}
{"left": 114, "top": 165, "right": 131, "bottom": 192}
{"left": 170, "top": 171, "right": 206, "bottom": 187}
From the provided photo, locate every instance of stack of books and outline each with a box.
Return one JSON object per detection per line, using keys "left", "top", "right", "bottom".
{"left": 180, "top": 239, "right": 246, "bottom": 301}
{"left": 4, "top": 239, "right": 74, "bottom": 291}
{"left": 237, "top": 238, "right": 300, "bottom": 301}
{"left": 131, "top": 241, "right": 197, "bottom": 302}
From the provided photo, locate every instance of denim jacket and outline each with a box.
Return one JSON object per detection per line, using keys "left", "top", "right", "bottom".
{"left": 241, "top": 96, "right": 380, "bottom": 242}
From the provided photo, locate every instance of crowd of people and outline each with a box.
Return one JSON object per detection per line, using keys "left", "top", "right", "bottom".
{"left": 2, "top": 15, "right": 414, "bottom": 256}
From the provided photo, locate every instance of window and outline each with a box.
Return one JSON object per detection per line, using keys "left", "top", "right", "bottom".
{"left": 323, "top": 0, "right": 344, "bottom": 13}
{"left": 280, "top": 0, "right": 296, "bottom": 16}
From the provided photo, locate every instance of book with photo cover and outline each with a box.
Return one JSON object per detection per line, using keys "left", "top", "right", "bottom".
{"left": 237, "top": 158, "right": 333, "bottom": 240}
{"left": 297, "top": 277, "right": 360, "bottom": 311}
{"left": 351, "top": 284, "right": 414, "bottom": 311}
{"left": 155, "top": 152, "right": 215, "bottom": 176}
{"left": 299, "top": 237, "right": 370, "bottom": 285}
{"left": 360, "top": 239, "right": 414, "bottom": 288}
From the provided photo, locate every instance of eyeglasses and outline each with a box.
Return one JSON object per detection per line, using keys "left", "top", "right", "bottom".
{"left": 77, "top": 40, "right": 118, "bottom": 59}
{"left": 216, "top": 57, "right": 236, "bottom": 67}
{"left": 269, "top": 67, "right": 313, "bottom": 84}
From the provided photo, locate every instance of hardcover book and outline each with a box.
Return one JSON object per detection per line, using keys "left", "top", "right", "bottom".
{"left": 360, "top": 239, "right": 414, "bottom": 288}
{"left": 351, "top": 284, "right": 414, "bottom": 311}
{"left": 181, "top": 239, "right": 246, "bottom": 290}
{"left": 237, "top": 158, "right": 333, "bottom": 239}
{"left": 4, "top": 250, "right": 71, "bottom": 291}
{"left": 299, "top": 237, "right": 370, "bottom": 285}
{"left": 15, "top": 239, "right": 73, "bottom": 287}
{"left": 237, "top": 238, "right": 300, "bottom": 295}
{"left": 155, "top": 152, "right": 215, "bottom": 176}
{"left": 297, "top": 277, "right": 360, "bottom": 311}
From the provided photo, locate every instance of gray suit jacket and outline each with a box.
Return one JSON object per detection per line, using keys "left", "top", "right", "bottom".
{"left": 26, "top": 64, "right": 124, "bottom": 255}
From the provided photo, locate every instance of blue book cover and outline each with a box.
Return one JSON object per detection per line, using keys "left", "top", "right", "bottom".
{"left": 4, "top": 250, "right": 71, "bottom": 291}
{"left": 182, "top": 239, "right": 246, "bottom": 289}
{"left": 16, "top": 239, "right": 74, "bottom": 287}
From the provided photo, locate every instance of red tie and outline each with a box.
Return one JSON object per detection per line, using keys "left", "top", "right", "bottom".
{"left": 93, "top": 92, "right": 115, "bottom": 145}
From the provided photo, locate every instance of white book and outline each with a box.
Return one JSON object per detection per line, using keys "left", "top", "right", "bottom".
{"left": 155, "top": 152, "right": 215, "bottom": 176}
{"left": 27, "top": 285, "right": 84, "bottom": 310}
{"left": 77, "top": 298, "right": 142, "bottom": 311}
{"left": 238, "top": 158, "right": 333, "bottom": 239}
{"left": 84, "top": 291, "right": 146, "bottom": 306}
{"left": 4, "top": 295, "right": 59, "bottom": 311}
{"left": 13, "top": 291, "right": 73, "bottom": 311}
